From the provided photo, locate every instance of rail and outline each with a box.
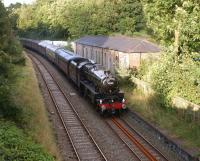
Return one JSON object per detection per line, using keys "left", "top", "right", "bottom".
{"left": 107, "top": 117, "right": 169, "bottom": 161}
{"left": 28, "top": 52, "right": 107, "bottom": 161}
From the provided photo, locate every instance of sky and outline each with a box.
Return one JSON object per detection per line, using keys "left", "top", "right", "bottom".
{"left": 3, "top": 0, "right": 35, "bottom": 7}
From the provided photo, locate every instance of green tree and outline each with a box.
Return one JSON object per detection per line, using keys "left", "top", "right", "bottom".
{"left": 0, "top": 1, "right": 23, "bottom": 120}
{"left": 6, "top": 3, "right": 22, "bottom": 31}
{"left": 141, "top": 0, "right": 200, "bottom": 54}
{"left": 116, "top": 0, "right": 145, "bottom": 34}
{"left": 141, "top": 0, "right": 200, "bottom": 108}
{"left": 14, "top": 0, "right": 146, "bottom": 39}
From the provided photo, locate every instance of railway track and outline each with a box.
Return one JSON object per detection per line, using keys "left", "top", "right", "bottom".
{"left": 28, "top": 53, "right": 107, "bottom": 161}
{"left": 106, "top": 117, "right": 169, "bottom": 161}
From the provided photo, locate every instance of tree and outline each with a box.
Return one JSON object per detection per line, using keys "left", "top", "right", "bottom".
{"left": 116, "top": 0, "right": 145, "bottom": 34}
{"left": 174, "top": 0, "right": 200, "bottom": 53}
{"left": 0, "top": 2, "right": 12, "bottom": 51}
{"left": 6, "top": 3, "right": 22, "bottom": 31}
{"left": 0, "top": 1, "right": 23, "bottom": 119}
{"left": 14, "top": 0, "right": 146, "bottom": 39}
{"left": 141, "top": 0, "right": 200, "bottom": 54}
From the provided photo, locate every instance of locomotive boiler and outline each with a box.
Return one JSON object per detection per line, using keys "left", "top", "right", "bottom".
{"left": 81, "top": 62, "right": 119, "bottom": 94}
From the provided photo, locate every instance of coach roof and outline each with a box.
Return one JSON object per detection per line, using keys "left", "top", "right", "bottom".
{"left": 75, "top": 36, "right": 160, "bottom": 53}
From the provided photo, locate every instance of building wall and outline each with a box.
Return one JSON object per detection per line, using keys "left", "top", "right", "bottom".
{"left": 129, "top": 53, "right": 141, "bottom": 68}
{"left": 128, "top": 52, "right": 161, "bottom": 68}
{"left": 76, "top": 43, "right": 83, "bottom": 57}
{"left": 75, "top": 43, "right": 160, "bottom": 72}
{"left": 91, "top": 46, "right": 103, "bottom": 64}
{"left": 102, "top": 49, "right": 120, "bottom": 72}
{"left": 118, "top": 52, "right": 130, "bottom": 69}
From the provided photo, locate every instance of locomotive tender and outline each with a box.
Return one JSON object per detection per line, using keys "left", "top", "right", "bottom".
{"left": 21, "top": 38, "right": 126, "bottom": 115}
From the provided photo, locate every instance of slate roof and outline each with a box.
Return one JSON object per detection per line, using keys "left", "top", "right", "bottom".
{"left": 75, "top": 36, "right": 160, "bottom": 53}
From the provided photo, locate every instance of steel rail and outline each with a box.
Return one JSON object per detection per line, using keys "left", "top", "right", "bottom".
{"left": 111, "top": 117, "right": 158, "bottom": 161}
{"left": 121, "top": 118, "right": 169, "bottom": 161}
{"left": 29, "top": 54, "right": 81, "bottom": 161}
{"left": 28, "top": 52, "right": 107, "bottom": 161}
{"left": 106, "top": 119, "right": 142, "bottom": 161}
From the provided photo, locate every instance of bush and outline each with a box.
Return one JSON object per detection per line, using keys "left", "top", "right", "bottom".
{"left": 115, "top": 68, "right": 136, "bottom": 91}
{"left": 0, "top": 120, "right": 54, "bottom": 161}
{"left": 0, "top": 51, "right": 24, "bottom": 123}
{"left": 151, "top": 51, "right": 200, "bottom": 105}
{"left": 136, "top": 58, "right": 156, "bottom": 82}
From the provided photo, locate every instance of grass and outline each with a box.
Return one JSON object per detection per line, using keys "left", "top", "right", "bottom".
{"left": 11, "top": 54, "right": 61, "bottom": 161}
{"left": 120, "top": 81, "right": 200, "bottom": 156}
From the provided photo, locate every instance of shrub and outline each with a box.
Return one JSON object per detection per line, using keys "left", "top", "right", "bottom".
{"left": 0, "top": 120, "right": 54, "bottom": 161}
{"left": 115, "top": 68, "right": 136, "bottom": 91}
{"left": 151, "top": 51, "right": 200, "bottom": 105}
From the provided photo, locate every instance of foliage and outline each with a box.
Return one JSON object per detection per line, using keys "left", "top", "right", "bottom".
{"left": 1, "top": 3, "right": 57, "bottom": 160}
{"left": 64, "top": 43, "right": 73, "bottom": 52}
{"left": 135, "top": 58, "right": 157, "bottom": 82}
{"left": 131, "top": 0, "right": 200, "bottom": 106}
{"left": 0, "top": 1, "right": 24, "bottom": 121}
{"left": 141, "top": 0, "right": 181, "bottom": 44}
{"left": 141, "top": 0, "right": 200, "bottom": 54}
{"left": 12, "top": 0, "right": 145, "bottom": 39}
{"left": 174, "top": 0, "right": 200, "bottom": 53}
{"left": 9, "top": 57, "right": 61, "bottom": 160}
{"left": 151, "top": 51, "right": 200, "bottom": 105}
{"left": 142, "top": 1, "right": 200, "bottom": 106}
{"left": 0, "top": 120, "right": 54, "bottom": 161}
{"left": 6, "top": 3, "right": 22, "bottom": 31}
{"left": 115, "top": 67, "right": 136, "bottom": 91}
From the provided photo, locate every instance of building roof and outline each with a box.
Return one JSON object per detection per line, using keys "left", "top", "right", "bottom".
{"left": 75, "top": 36, "right": 160, "bottom": 53}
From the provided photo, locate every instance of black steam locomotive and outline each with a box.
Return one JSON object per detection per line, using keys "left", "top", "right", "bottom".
{"left": 21, "top": 38, "right": 126, "bottom": 114}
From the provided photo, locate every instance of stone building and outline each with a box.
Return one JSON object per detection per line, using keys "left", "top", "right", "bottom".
{"left": 74, "top": 36, "right": 160, "bottom": 72}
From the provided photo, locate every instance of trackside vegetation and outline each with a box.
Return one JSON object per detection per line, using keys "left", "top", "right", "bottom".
{"left": 0, "top": 2, "right": 58, "bottom": 160}
{"left": 4, "top": 0, "right": 200, "bottom": 156}
{"left": 0, "top": 120, "right": 54, "bottom": 161}
{"left": 12, "top": 55, "right": 61, "bottom": 160}
{"left": 140, "top": 0, "right": 200, "bottom": 106}
{"left": 120, "top": 80, "right": 200, "bottom": 153}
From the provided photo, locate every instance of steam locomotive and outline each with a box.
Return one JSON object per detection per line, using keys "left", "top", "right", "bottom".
{"left": 21, "top": 38, "right": 126, "bottom": 115}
